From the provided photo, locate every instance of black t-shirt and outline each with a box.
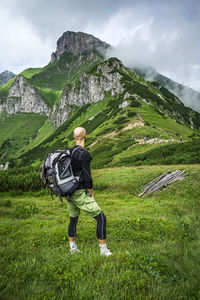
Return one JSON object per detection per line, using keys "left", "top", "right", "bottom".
{"left": 70, "top": 145, "right": 93, "bottom": 189}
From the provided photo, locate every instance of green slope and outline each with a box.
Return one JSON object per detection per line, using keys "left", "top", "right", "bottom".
{"left": 15, "top": 88, "right": 199, "bottom": 168}
{"left": 1, "top": 165, "right": 200, "bottom": 299}
{"left": 0, "top": 113, "right": 46, "bottom": 163}
{"left": 20, "top": 50, "right": 104, "bottom": 108}
{"left": 1, "top": 54, "right": 200, "bottom": 169}
{"left": 0, "top": 77, "right": 16, "bottom": 100}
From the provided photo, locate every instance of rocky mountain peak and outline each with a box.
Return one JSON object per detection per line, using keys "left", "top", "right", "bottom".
{"left": 0, "top": 70, "right": 15, "bottom": 86}
{"left": 50, "top": 31, "right": 111, "bottom": 63}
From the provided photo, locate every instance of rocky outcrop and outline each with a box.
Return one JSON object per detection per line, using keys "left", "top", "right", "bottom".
{"left": 50, "top": 31, "right": 110, "bottom": 63}
{"left": 0, "top": 70, "right": 15, "bottom": 87}
{"left": 50, "top": 59, "right": 126, "bottom": 127}
{"left": 0, "top": 75, "right": 50, "bottom": 116}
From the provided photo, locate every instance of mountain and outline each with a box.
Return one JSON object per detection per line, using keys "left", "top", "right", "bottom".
{"left": 133, "top": 66, "right": 200, "bottom": 113}
{"left": 0, "top": 70, "right": 15, "bottom": 86}
{"left": 0, "top": 31, "right": 200, "bottom": 169}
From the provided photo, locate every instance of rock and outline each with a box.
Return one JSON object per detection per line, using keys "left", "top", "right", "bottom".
{"left": 50, "top": 59, "right": 126, "bottom": 127}
{"left": 119, "top": 101, "right": 129, "bottom": 109}
{"left": 0, "top": 70, "right": 15, "bottom": 86}
{"left": 0, "top": 75, "right": 50, "bottom": 116}
{"left": 50, "top": 31, "right": 111, "bottom": 63}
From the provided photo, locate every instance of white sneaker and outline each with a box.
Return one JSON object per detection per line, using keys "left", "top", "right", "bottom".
{"left": 100, "top": 248, "right": 113, "bottom": 256}
{"left": 70, "top": 246, "right": 81, "bottom": 254}
{"left": 70, "top": 248, "right": 81, "bottom": 254}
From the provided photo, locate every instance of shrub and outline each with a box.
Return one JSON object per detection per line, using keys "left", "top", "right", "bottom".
{"left": 128, "top": 112, "right": 137, "bottom": 118}
{"left": 114, "top": 116, "right": 127, "bottom": 125}
{"left": 130, "top": 100, "right": 141, "bottom": 107}
{"left": 13, "top": 203, "right": 38, "bottom": 219}
{"left": 80, "top": 112, "right": 108, "bottom": 134}
{"left": 0, "top": 199, "right": 12, "bottom": 207}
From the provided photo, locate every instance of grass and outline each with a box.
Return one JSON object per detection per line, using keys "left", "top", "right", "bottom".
{"left": 20, "top": 68, "right": 43, "bottom": 79}
{"left": 17, "top": 120, "right": 53, "bottom": 156}
{"left": 0, "top": 113, "right": 46, "bottom": 160}
{"left": 10, "top": 95, "right": 199, "bottom": 169}
{"left": 1, "top": 55, "right": 200, "bottom": 170}
{"left": 1, "top": 164, "right": 200, "bottom": 299}
{"left": 0, "top": 77, "right": 16, "bottom": 99}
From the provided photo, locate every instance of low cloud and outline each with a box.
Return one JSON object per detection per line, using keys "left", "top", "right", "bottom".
{"left": 0, "top": 0, "right": 200, "bottom": 93}
{"left": 0, "top": 7, "right": 54, "bottom": 73}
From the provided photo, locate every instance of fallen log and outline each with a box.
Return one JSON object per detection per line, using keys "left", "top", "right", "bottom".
{"left": 139, "top": 170, "right": 188, "bottom": 197}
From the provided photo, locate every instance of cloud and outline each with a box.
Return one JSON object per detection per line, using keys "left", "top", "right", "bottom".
{"left": 0, "top": 0, "right": 200, "bottom": 92}
{"left": 86, "top": 2, "right": 200, "bottom": 91}
{"left": 0, "top": 7, "right": 54, "bottom": 74}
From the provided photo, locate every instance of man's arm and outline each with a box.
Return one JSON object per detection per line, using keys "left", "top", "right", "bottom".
{"left": 88, "top": 188, "right": 94, "bottom": 198}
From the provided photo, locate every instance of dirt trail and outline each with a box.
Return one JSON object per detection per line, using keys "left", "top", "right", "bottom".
{"left": 89, "top": 120, "right": 144, "bottom": 148}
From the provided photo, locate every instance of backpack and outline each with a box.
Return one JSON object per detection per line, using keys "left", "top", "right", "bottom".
{"left": 40, "top": 148, "right": 80, "bottom": 202}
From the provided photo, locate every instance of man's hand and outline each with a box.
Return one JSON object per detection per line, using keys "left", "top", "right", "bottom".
{"left": 88, "top": 188, "right": 94, "bottom": 198}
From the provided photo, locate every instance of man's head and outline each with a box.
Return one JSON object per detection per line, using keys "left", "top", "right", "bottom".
{"left": 73, "top": 127, "right": 87, "bottom": 143}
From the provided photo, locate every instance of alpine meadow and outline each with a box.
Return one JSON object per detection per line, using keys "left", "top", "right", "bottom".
{"left": 0, "top": 31, "right": 200, "bottom": 300}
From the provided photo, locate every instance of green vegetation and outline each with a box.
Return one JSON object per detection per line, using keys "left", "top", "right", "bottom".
{"left": 20, "top": 67, "right": 43, "bottom": 79}
{"left": 0, "top": 113, "right": 46, "bottom": 160}
{"left": 1, "top": 53, "right": 200, "bottom": 171}
{"left": 110, "top": 139, "right": 200, "bottom": 167}
{"left": 5, "top": 92, "right": 198, "bottom": 169}
{"left": 1, "top": 38, "right": 200, "bottom": 299}
{"left": 37, "top": 88, "right": 61, "bottom": 108}
{"left": 0, "top": 77, "right": 16, "bottom": 99}
{"left": 18, "top": 120, "right": 53, "bottom": 155}
{"left": 1, "top": 165, "right": 200, "bottom": 299}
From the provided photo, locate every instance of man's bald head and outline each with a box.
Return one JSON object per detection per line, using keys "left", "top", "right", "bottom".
{"left": 73, "top": 127, "right": 86, "bottom": 142}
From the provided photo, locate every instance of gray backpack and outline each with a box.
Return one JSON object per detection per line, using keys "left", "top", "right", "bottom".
{"left": 40, "top": 148, "right": 80, "bottom": 202}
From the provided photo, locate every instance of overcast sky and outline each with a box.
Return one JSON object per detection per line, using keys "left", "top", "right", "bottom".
{"left": 1, "top": 0, "right": 200, "bottom": 91}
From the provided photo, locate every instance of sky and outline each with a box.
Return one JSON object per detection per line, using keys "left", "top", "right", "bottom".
{"left": 0, "top": 0, "right": 200, "bottom": 91}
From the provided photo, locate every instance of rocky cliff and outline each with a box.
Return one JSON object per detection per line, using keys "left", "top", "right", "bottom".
{"left": 0, "top": 31, "right": 199, "bottom": 131}
{"left": 50, "top": 31, "right": 110, "bottom": 63}
{"left": 50, "top": 59, "right": 127, "bottom": 127}
{"left": 0, "top": 75, "right": 50, "bottom": 116}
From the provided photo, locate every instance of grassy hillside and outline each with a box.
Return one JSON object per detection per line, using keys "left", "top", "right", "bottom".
{"left": 0, "top": 113, "right": 46, "bottom": 162}
{"left": 14, "top": 89, "right": 199, "bottom": 168}
{"left": 0, "top": 77, "right": 16, "bottom": 100}
{"left": 20, "top": 50, "right": 104, "bottom": 109}
{"left": 1, "top": 55, "right": 200, "bottom": 168}
{"left": 0, "top": 165, "right": 200, "bottom": 299}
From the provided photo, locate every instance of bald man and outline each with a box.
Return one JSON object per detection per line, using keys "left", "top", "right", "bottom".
{"left": 67, "top": 127, "right": 112, "bottom": 256}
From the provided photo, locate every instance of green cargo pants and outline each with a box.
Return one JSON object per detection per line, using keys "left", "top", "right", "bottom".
{"left": 67, "top": 190, "right": 101, "bottom": 218}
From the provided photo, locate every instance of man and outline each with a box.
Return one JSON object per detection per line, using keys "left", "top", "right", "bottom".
{"left": 67, "top": 127, "right": 112, "bottom": 256}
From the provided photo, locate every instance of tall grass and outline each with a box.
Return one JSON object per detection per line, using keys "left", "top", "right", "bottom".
{"left": 1, "top": 165, "right": 200, "bottom": 299}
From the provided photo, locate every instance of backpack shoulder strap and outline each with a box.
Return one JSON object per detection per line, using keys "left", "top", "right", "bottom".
{"left": 70, "top": 146, "right": 80, "bottom": 158}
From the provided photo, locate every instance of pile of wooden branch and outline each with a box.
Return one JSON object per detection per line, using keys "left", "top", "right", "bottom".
{"left": 139, "top": 170, "right": 188, "bottom": 197}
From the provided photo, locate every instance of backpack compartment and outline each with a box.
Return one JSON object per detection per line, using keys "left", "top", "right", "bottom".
{"left": 42, "top": 148, "right": 80, "bottom": 200}
{"left": 50, "top": 179, "right": 79, "bottom": 196}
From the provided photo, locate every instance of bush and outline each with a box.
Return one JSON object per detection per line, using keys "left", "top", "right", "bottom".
{"left": 117, "top": 140, "right": 200, "bottom": 166}
{"left": 114, "top": 116, "right": 127, "bottom": 125}
{"left": 13, "top": 203, "right": 38, "bottom": 219}
{"left": 128, "top": 112, "right": 137, "bottom": 118}
{"left": 81, "top": 112, "right": 108, "bottom": 134}
{"left": 0, "top": 167, "right": 43, "bottom": 193}
{"left": 130, "top": 100, "right": 141, "bottom": 107}
{"left": 0, "top": 199, "right": 12, "bottom": 207}
{"left": 144, "top": 121, "right": 150, "bottom": 126}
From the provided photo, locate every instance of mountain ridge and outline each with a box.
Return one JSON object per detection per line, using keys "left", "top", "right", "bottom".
{"left": 0, "top": 70, "right": 15, "bottom": 87}
{"left": 50, "top": 31, "right": 110, "bottom": 63}
{"left": 0, "top": 31, "right": 200, "bottom": 168}
{"left": 133, "top": 65, "right": 200, "bottom": 112}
